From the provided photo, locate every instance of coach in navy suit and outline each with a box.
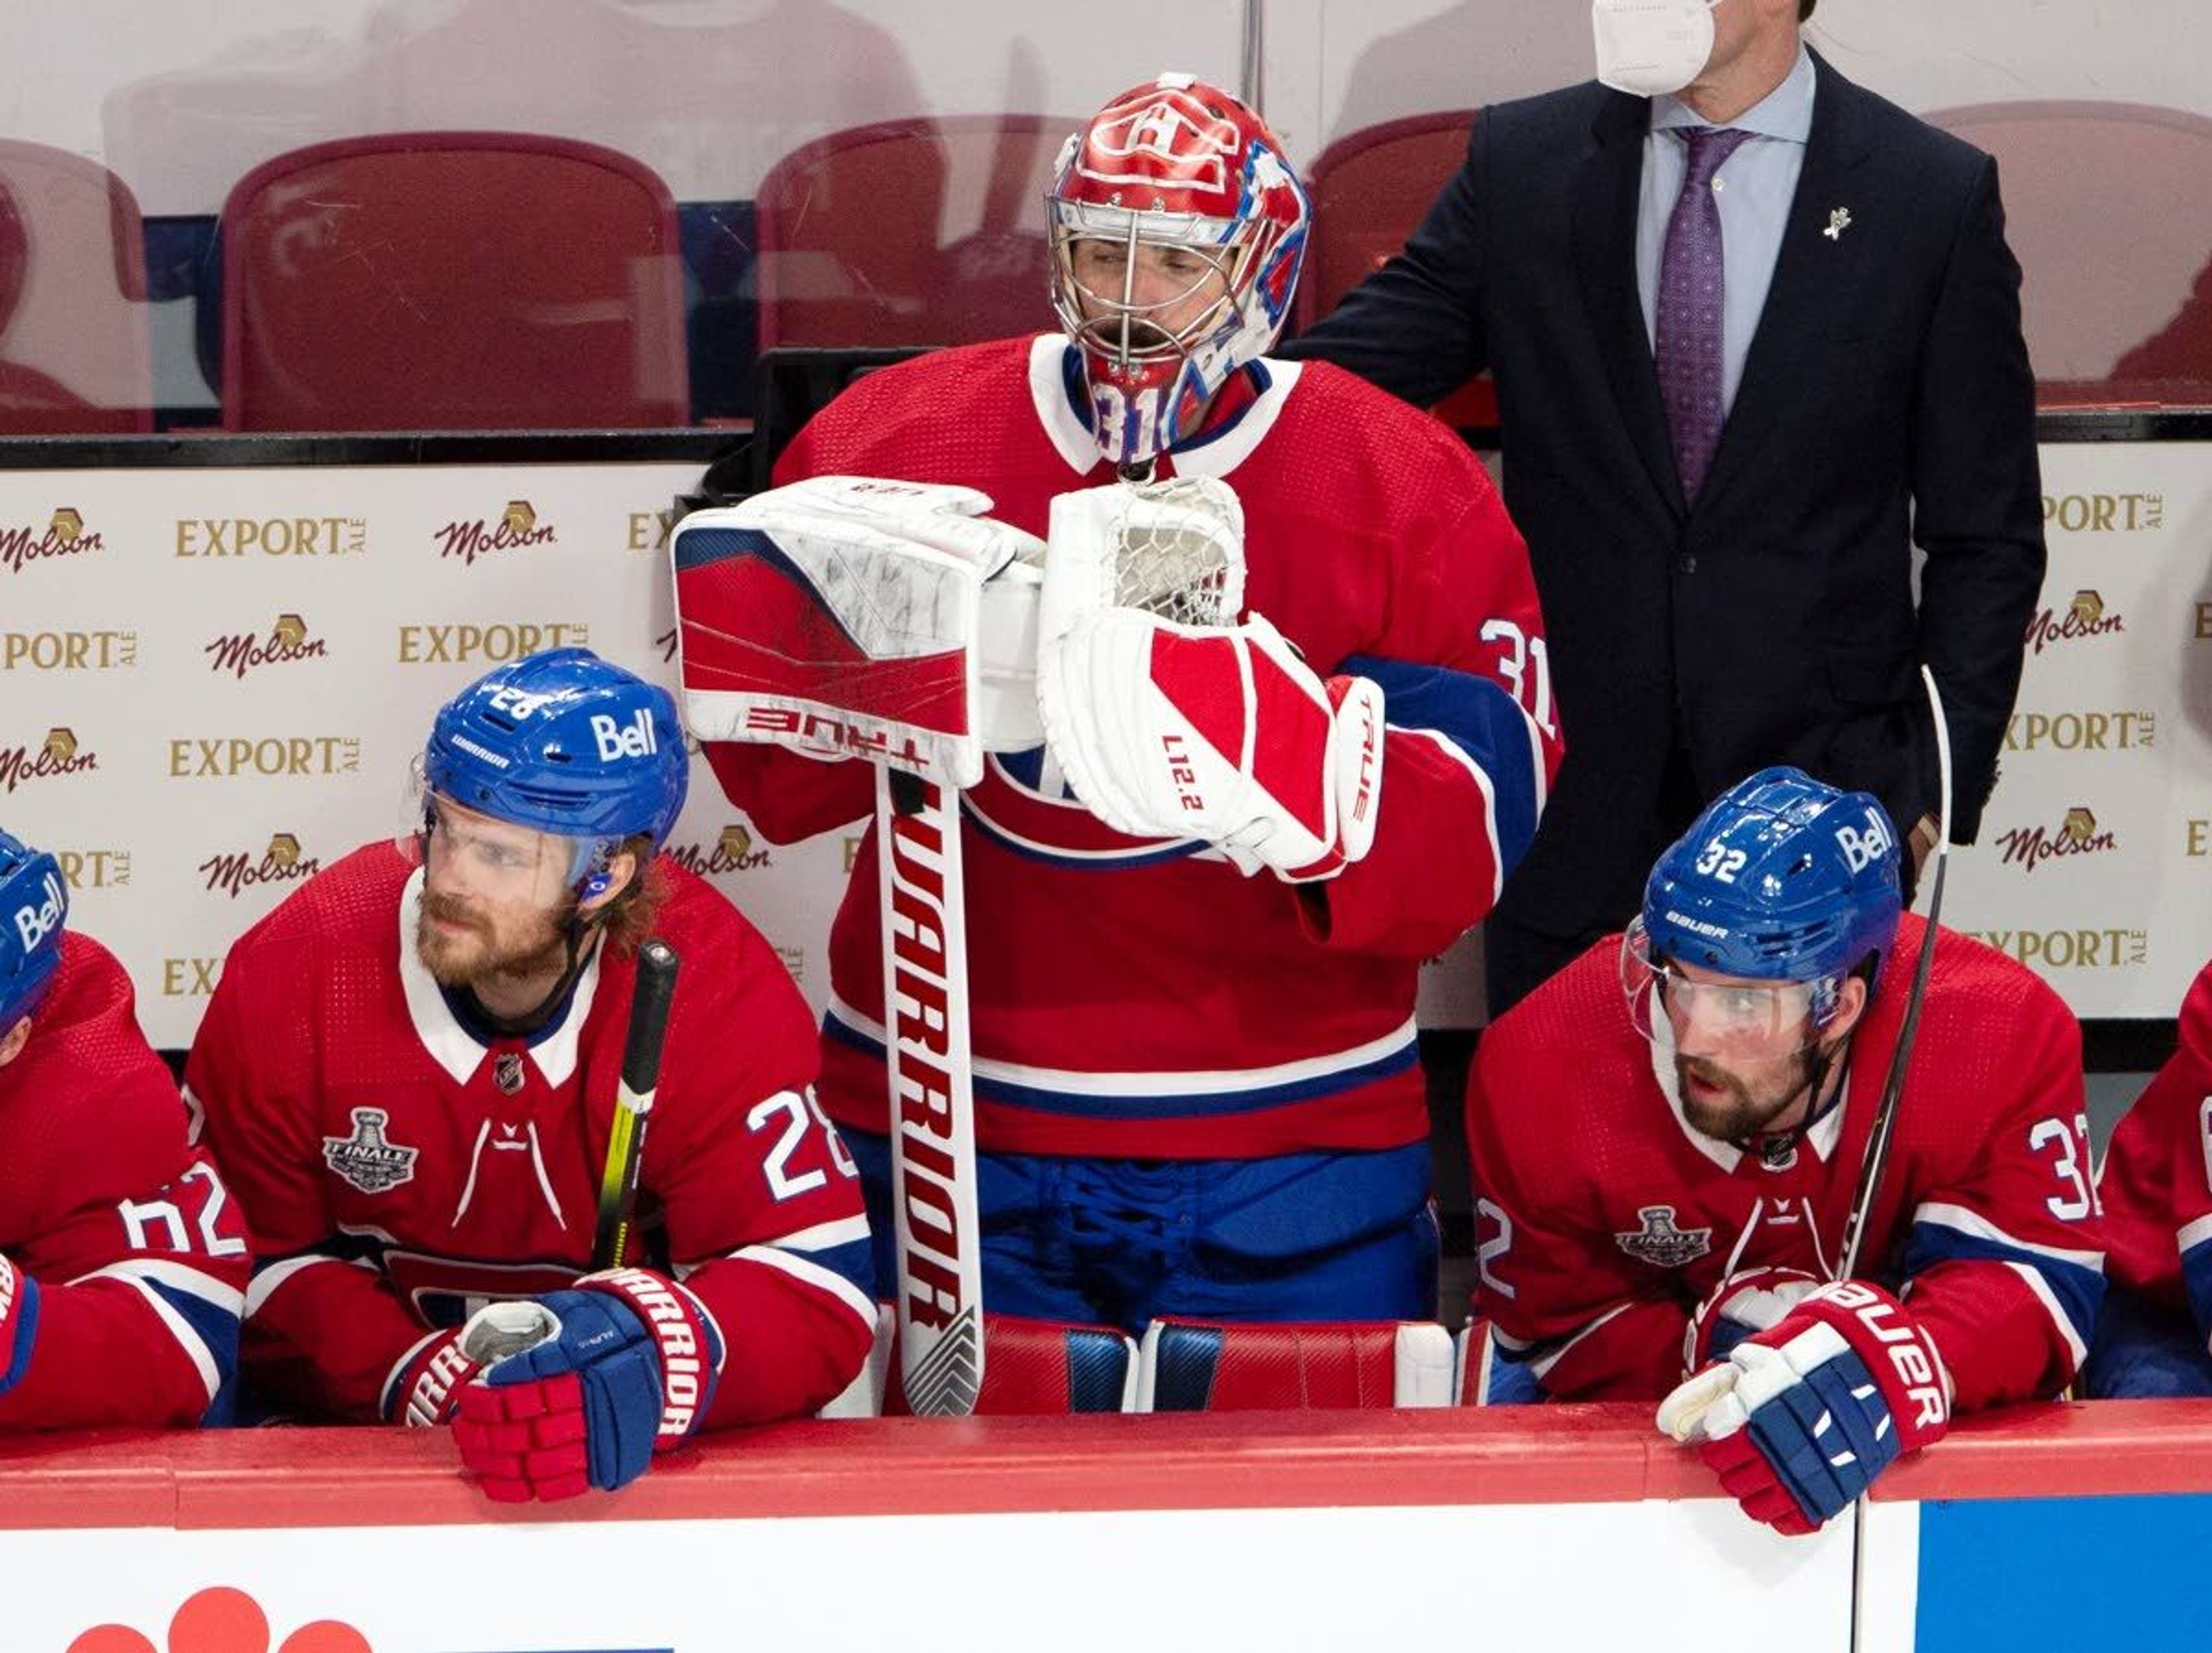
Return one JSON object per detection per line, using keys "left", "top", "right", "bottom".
{"left": 1286, "top": 0, "right": 2045, "bottom": 1013}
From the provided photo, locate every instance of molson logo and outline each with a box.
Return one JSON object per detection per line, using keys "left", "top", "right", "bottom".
{"left": 664, "top": 822, "right": 772, "bottom": 877}
{"left": 2040, "top": 491, "right": 2162, "bottom": 532}
{"left": 396, "top": 619, "right": 590, "bottom": 664}
{"left": 0, "top": 727, "right": 99, "bottom": 793}
{"left": 2025, "top": 589, "right": 2125, "bottom": 654}
{"left": 175, "top": 513, "right": 367, "bottom": 558}
{"left": 1994, "top": 805, "right": 2119, "bottom": 874}
{"left": 1966, "top": 926, "right": 2147, "bottom": 970}
{"left": 55, "top": 848, "right": 131, "bottom": 889}
{"left": 2, "top": 628, "right": 137, "bottom": 671}
{"left": 206, "top": 613, "right": 329, "bottom": 680}
{"left": 436, "top": 498, "right": 558, "bottom": 565}
{"left": 202, "top": 831, "right": 324, "bottom": 898}
{"left": 2003, "top": 708, "right": 2154, "bottom": 751}
{"left": 0, "top": 507, "right": 101, "bottom": 575}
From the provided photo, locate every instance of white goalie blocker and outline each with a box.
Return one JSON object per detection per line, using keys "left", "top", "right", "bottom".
{"left": 669, "top": 475, "right": 1047, "bottom": 788}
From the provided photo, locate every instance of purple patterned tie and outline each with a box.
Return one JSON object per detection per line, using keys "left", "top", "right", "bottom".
{"left": 1654, "top": 126, "right": 1753, "bottom": 502}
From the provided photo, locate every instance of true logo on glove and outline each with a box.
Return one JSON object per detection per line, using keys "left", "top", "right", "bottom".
{"left": 1812, "top": 1281, "right": 1948, "bottom": 1429}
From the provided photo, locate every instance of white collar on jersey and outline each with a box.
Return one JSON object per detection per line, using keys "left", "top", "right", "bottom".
{"left": 1645, "top": 1012, "right": 1848, "bottom": 1173}
{"left": 395, "top": 866, "right": 604, "bottom": 1089}
{"left": 1027, "top": 333, "right": 1306, "bottom": 480}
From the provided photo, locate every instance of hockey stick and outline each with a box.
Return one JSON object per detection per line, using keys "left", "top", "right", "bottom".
{"left": 1835, "top": 666, "right": 1952, "bottom": 1282}
{"left": 593, "top": 938, "right": 680, "bottom": 1271}
{"left": 881, "top": 768, "right": 986, "bottom": 1415}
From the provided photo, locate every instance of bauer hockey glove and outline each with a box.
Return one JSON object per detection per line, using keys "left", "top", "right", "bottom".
{"left": 0, "top": 1253, "right": 40, "bottom": 1400}
{"left": 1657, "top": 1280, "right": 1950, "bottom": 1534}
{"left": 452, "top": 1267, "right": 724, "bottom": 1502}
{"left": 1039, "top": 606, "right": 1385, "bottom": 882}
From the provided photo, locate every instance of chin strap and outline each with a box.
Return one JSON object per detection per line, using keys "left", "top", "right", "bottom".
{"left": 1737, "top": 1035, "right": 1854, "bottom": 1167}
{"left": 463, "top": 909, "right": 605, "bottom": 1042}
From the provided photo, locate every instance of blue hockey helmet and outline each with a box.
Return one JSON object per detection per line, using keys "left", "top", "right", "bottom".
{"left": 1637, "top": 767, "right": 1902, "bottom": 1011}
{"left": 1, "top": 828, "right": 67, "bottom": 1032}
{"left": 421, "top": 649, "right": 689, "bottom": 881}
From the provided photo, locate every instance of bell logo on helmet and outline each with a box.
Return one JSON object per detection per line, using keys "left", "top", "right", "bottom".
{"left": 11, "top": 869, "right": 64, "bottom": 953}
{"left": 1836, "top": 810, "right": 1894, "bottom": 876}
{"left": 592, "top": 708, "right": 658, "bottom": 763}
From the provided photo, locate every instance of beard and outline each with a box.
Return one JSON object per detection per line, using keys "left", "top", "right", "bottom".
{"left": 414, "top": 889, "right": 570, "bottom": 989}
{"left": 1675, "top": 1045, "right": 1824, "bottom": 1144}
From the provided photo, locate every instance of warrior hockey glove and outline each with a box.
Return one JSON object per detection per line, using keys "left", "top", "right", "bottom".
{"left": 0, "top": 1253, "right": 40, "bottom": 1400}
{"left": 382, "top": 1326, "right": 483, "bottom": 1427}
{"left": 1681, "top": 1265, "right": 1824, "bottom": 1374}
{"left": 1039, "top": 607, "right": 1385, "bottom": 882}
{"left": 452, "top": 1267, "right": 724, "bottom": 1502}
{"left": 1657, "top": 1280, "right": 1951, "bottom": 1534}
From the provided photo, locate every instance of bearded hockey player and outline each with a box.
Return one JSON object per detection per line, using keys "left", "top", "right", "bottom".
{"left": 2085, "top": 957, "right": 2212, "bottom": 1397}
{"left": 0, "top": 827, "right": 249, "bottom": 1430}
{"left": 190, "top": 650, "right": 873, "bottom": 1499}
{"left": 676, "top": 73, "right": 1560, "bottom": 1337}
{"left": 1464, "top": 768, "right": 2104, "bottom": 1533}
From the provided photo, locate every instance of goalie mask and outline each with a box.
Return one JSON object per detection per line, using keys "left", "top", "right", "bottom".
{"left": 411, "top": 647, "right": 689, "bottom": 912}
{"left": 1047, "top": 73, "right": 1310, "bottom": 468}
{"left": 0, "top": 828, "right": 66, "bottom": 1033}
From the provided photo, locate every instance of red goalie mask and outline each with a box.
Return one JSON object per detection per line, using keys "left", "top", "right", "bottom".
{"left": 1047, "top": 73, "right": 1310, "bottom": 468}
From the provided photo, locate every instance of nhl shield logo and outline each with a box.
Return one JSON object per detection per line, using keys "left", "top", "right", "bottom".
{"left": 322, "top": 1106, "right": 419, "bottom": 1194}
{"left": 1614, "top": 1205, "right": 1712, "bottom": 1269}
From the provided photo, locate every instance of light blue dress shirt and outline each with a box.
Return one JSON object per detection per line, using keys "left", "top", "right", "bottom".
{"left": 1634, "top": 44, "right": 1816, "bottom": 415}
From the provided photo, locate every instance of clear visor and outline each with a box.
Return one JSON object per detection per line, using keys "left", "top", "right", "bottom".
{"left": 399, "top": 756, "right": 602, "bottom": 911}
{"left": 1619, "top": 918, "right": 1832, "bottom": 1057}
{"left": 1047, "top": 199, "right": 1255, "bottom": 371}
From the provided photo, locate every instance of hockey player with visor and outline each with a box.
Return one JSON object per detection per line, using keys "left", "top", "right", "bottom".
{"left": 191, "top": 649, "right": 874, "bottom": 1497}
{"left": 1464, "top": 768, "right": 2104, "bottom": 1533}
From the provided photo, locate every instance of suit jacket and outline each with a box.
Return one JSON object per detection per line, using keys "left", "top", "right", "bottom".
{"left": 1286, "top": 52, "right": 2045, "bottom": 938}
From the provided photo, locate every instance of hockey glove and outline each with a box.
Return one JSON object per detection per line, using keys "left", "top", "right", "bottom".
{"left": 1039, "top": 606, "right": 1385, "bottom": 882}
{"left": 1681, "top": 1265, "right": 1824, "bottom": 1374}
{"left": 381, "top": 1326, "right": 483, "bottom": 1427}
{"left": 1657, "top": 1280, "right": 1950, "bottom": 1534}
{"left": 0, "top": 1253, "right": 40, "bottom": 1400}
{"left": 452, "top": 1267, "right": 725, "bottom": 1502}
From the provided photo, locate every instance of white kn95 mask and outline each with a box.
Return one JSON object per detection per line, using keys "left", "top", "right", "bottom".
{"left": 1592, "top": 0, "right": 1722, "bottom": 98}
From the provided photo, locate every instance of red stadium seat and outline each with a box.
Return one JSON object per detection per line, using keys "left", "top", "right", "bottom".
{"left": 754, "top": 115, "right": 1077, "bottom": 354}
{"left": 1138, "top": 1318, "right": 1457, "bottom": 1411}
{"left": 0, "top": 140, "right": 152, "bottom": 433}
{"left": 1923, "top": 101, "right": 2212, "bottom": 406}
{"left": 820, "top": 1307, "right": 1137, "bottom": 1416}
{"left": 219, "top": 131, "right": 688, "bottom": 430}
{"left": 1299, "top": 111, "right": 1495, "bottom": 429}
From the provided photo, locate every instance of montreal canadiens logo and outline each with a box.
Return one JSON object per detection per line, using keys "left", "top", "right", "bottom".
{"left": 321, "top": 1106, "right": 419, "bottom": 1194}
{"left": 964, "top": 745, "right": 1206, "bottom": 868}
{"left": 1614, "top": 1205, "right": 1713, "bottom": 1269}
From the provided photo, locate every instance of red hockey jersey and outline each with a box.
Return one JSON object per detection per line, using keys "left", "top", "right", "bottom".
{"left": 2099, "top": 958, "right": 2212, "bottom": 1336}
{"left": 188, "top": 845, "right": 874, "bottom": 1428}
{"left": 1465, "top": 917, "right": 2104, "bottom": 1412}
{"left": 0, "top": 932, "right": 249, "bottom": 1430}
{"left": 694, "top": 335, "right": 1560, "bottom": 1159}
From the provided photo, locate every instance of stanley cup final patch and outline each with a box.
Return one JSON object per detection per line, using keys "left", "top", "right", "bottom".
{"left": 322, "top": 1106, "right": 420, "bottom": 1194}
{"left": 1613, "top": 1205, "right": 1712, "bottom": 1268}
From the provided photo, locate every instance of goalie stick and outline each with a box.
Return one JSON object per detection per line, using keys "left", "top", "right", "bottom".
{"left": 593, "top": 938, "right": 680, "bottom": 1271}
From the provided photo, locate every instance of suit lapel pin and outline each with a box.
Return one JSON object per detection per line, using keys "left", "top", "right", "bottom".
{"left": 1823, "top": 206, "right": 1853, "bottom": 241}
